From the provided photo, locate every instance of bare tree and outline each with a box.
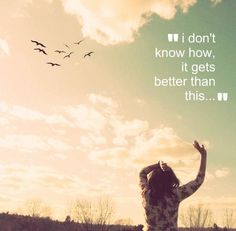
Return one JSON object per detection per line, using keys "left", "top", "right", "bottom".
{"left": 69, "top": 196, "right": 114, "bottom": 231}
{"left": 23, "top": 198, "right": 52, "bottom": 218}
{"left": 222, "top": 208, "right": 236, "bottom": 229}
{"left": 96, "top": 197, "right": 114, "bottom": 230}
{"left": 180, "top": 204, "right": 213, "bottom": 229}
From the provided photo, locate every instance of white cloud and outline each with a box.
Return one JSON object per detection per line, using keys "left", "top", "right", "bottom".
{"left": 0, "top": 134, "right": 74, "bottom": 153}
{"left": 10, "top": 105, "right": 45, "bottom": 121}
{"left": 45, "top": 114, "right": 72, "bottom": 126}
{"left": 88, "top": 93, "right": 118, "bottom": 108}
{"left": 89, "top": 147, "right": 131, "bottom": 167}
{"left": 20, "top": 0, "right": 222, "bottom": 45}
{"left": 131, "top": 127, "right": 197, "bottom": 164}
{"left": 47, "top": 138, "right": 74, "bottom": 151}
{"left": 211, "top": 0, "right": 223, "bottom": 6}
{"left": 112, "top": 136, "right": 128, "bottom": 146}
{"left": 87, "top": 133, "right": 107, "bottom": 145}
{"left": 0, "top": 39, "right": 10, "bottom": 56}
{"left": 110, "top": 118, "right": 149, "bottom": 147}
{"left": 37, "top": 174, "right": 76, "bottom": 188}
{"left": 53, "top": 153, "right": 68, "bottom": 160}
{"left": 112, "top": 119, "right": 149, "bottom": 138}
{"left": 65, "top": 104, "right": 107, "bottom": 132}
{"left": 60, "top": 0, "right": 198, "bottom": 45}
{"left": 0, "top": 163, "right": 86, "bottom": 193}
{"left": 0, "top": 134, "right": 49, "bottom": 152}
{"left": 79, "top": 136, "right": 94, "bottom": 148}
{"left": 89, "top": 127, "right": 199, "bottom": 172}
{"left": 0, "top": 117, "right": 9, "bottom": 126}
{"left": 0, "top": 101, "right": 72, "bottom": 126}
{"left": 215, "top": 168, "right": 230, "bottom": 178}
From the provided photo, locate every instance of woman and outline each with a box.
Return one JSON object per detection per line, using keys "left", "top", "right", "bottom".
{"left": 139, "top": 140, "right": 207, "bottom": 231}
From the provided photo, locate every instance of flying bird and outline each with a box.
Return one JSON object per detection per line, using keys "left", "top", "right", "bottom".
{"left": 64, "top": 44, "right": 70, "bottom": 49}
{"left": 74, "top": 39, "right": 84, "bottom": 45}
{"left": 46, "top": 62, "right": 61, "bottom": 67}
{"left": 31, "top": 40, "right": 46, "bottom": 48}
{"left": 54, "top": 50, "right": 66, "bottom": 54}
{"left": 63, "top": 52, "right": 74, "bottom": 59}
{"left": 34, "top": 48, "right": 47, "bottom": 55}
{"left": 84, "top": 51, "right": 94, "bottom": 58}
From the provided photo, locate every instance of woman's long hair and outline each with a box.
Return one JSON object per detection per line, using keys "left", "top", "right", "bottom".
{"left": 148, "top": 163, "right": 179, "bottom": 205}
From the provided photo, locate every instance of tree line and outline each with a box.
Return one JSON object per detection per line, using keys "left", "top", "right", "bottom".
{"left": 0, "top": 197, "right": 235, "bottom": 231}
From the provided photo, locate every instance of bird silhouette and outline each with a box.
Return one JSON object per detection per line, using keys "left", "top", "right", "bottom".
{"left": 31, "top": 40, "right": 46, "bottom": 48}
{"left": 54, "top": 50, "right": 66, "bottom": 54}
{"left": 84, "top": 51, "right": 94, "bottom": 58}
{"left": 74, "top": 39, "right": 84, "bottom": 45}
{"left": 64, "top": 44, "right": 70, "bottom": 49}
{"left": 63, "top": 52, "right": 74, "bottom": 59}
{"left": 46, "top": 62, "right": 61, "bottom": 67}
{"left": 34, "top": 48, "right": 47, "bottom": 55}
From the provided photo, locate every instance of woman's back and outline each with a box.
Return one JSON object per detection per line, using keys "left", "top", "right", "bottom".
{"left": 143, "top": 192, "right": 180, "bottom": 231}
{"left": 139, "top": 141, "right": 207, "bottom": 231}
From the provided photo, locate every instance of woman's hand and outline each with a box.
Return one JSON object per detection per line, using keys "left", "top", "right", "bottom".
{"left": 160, "top": 161, "right": 171, "bottom": 172}
{"left": 193, "top": 140, "right": 207, "bottom": 156}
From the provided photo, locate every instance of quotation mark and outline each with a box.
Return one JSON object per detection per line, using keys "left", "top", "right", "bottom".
{"left": 217, "top": 93, "right": 228, "bottom": 101}
{"left": 168, "top": 34, "right": 179, "bottom": 42}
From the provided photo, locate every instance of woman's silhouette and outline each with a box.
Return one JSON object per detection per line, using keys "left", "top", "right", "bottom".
{"left": 139, "top": 140, "right": 207, "bottom": 231}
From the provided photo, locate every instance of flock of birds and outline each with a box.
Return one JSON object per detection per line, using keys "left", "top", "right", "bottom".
{"left": 31, "top": 39, "right": 94, "bottom": 67}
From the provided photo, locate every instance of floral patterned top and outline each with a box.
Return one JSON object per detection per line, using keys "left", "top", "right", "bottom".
{"left": 139, "top": 165, "right": 205, "bottom": 231}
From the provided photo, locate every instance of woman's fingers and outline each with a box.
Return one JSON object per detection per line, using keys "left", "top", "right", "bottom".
{"left": 193, "top": 140, "right": 200, "bottom": 149}
{"left": 193, "top": 140, "right": 206, "bottom": 153}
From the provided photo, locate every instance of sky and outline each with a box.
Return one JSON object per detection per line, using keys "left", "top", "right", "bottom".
{"left": 0, "top": 0, "right": 236, "bottom": 227}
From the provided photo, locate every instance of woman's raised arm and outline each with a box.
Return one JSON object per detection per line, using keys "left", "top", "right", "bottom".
{"left": 176, "top": 140, "right": 207, "bottom": 201}
{"left": 193, "top": 140, "right": 207, "bottom": 183}
{"left": 139, "top": 163, "right": 160, "bottom": 191}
